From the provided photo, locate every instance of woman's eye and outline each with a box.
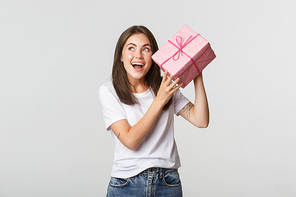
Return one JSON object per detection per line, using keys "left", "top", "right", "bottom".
{"left": 128, "top": 47, "right": 135, "bottom": 51}
{"left": 143, "top": 48, "right": 150, "bottom": 52}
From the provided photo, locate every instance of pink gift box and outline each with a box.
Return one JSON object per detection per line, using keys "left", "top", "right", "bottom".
{"left": 152, "top": 24, "right": 216, "bottom": 88}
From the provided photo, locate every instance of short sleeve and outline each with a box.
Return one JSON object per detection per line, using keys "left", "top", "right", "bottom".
{"left": 98, "top": 82, "right": 127, "bottom": 131}
{"left": 173, "top": 89, "right": 190, "bottom": 115}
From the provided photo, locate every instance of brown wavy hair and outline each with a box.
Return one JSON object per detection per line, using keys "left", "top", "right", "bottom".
{"left": 112, "top": 25, "right": 172, "bottom": 110}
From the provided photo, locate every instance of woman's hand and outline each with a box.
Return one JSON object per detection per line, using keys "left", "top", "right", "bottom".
{"left": 155, "top": 71, "right": 183, "bottom": 107}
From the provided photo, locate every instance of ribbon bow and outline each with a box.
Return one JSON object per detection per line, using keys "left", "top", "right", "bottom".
{"left": 160, "top": 34, "right": 200, "bottom": 73}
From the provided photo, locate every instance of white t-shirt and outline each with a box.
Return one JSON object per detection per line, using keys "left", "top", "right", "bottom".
{"left": 98, "top": 81, "right": 190, "bottom": 178}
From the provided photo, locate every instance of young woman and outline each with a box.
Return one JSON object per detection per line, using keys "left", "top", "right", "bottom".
{"left": 99, "top": 25, "right": 209, "bottom": 197}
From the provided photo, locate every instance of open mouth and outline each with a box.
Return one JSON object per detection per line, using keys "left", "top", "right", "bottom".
{"left": 132, "top": 62, "right": 144, "bottom": 70}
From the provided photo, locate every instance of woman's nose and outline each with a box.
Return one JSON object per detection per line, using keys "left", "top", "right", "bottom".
{"left": 134, "top": 50, "right": 143, "bottom": 58}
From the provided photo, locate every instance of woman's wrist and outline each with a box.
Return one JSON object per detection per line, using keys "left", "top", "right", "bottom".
{"left": 153, "top": 97, "right": 167, "bottom": 110}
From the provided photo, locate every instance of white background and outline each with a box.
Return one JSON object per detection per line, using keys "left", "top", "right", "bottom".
{"left": 1, "top": 0, "right": 296, "bottom": 196}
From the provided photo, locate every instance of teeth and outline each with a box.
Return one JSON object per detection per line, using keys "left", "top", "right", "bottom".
{"left": 132, "top": 63, "right": 144, "bottom": 66}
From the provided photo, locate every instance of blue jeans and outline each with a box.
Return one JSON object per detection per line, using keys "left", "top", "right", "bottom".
{"left": 106, "top": 168, "right": 183, "bottom": 197}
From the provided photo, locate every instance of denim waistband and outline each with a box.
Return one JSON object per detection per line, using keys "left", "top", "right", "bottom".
{"left": 137, "top": 167, "right": 173, "bottom": 178}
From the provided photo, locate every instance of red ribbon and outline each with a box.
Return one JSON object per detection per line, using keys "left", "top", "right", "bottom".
{"left": 160, "top": 34, "right": 200, "bottom": 73}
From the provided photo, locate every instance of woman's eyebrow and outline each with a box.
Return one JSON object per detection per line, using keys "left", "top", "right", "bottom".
{"left": 126, "top": 43, "right": 151, "bottom": 47}
{"left": 126, "top": 43, "right": 137, "bottom": 47}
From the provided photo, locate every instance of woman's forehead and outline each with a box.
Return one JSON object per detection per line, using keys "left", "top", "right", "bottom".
{"left": 125, "top": 33, "right": 151, "bottom": 46}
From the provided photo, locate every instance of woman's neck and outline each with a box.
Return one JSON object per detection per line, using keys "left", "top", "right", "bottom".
{"left": 129, "top": 80, "right": 149, "bottom": 93}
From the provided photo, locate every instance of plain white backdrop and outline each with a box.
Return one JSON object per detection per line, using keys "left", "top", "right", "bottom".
{"left": 1, "top": 0, "right": 296, "bottom": 196}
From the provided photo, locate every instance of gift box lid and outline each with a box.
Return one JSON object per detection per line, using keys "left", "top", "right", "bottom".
{"left": 152, "top": 24, "right": 210, "bottom": 76}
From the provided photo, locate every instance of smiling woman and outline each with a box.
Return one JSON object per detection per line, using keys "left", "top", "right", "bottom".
{"left": 110, "top": 26, "right": 170, "bottom": 108}
{"left": 120, "top": 33, "right": 153, "bottom": 87}
{"left": 98, "top": 25, "right": 209, "bottom": 197}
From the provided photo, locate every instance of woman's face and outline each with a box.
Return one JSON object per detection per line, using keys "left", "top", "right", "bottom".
{"left": 121, "top": 33, "right": 153, "bottom": 84}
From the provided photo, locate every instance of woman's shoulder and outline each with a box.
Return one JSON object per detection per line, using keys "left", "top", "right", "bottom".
{"left": 99, "top": 81, "right": 113, "bottom": 90}
{"left": 98, "top": 81, "right": 116, "bottom": 98}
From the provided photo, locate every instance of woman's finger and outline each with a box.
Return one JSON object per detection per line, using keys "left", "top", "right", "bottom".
{"left": 169, "top": 78, "right": 180, "bottom": 88}
{"left": 162, "top": 71, "right": 168, "bottom": 83}
{"left": 165, "top": 74, "right": 174, "bottom": 86}
{"left": 170, "top": 82, "right": 183, "bottom": 94}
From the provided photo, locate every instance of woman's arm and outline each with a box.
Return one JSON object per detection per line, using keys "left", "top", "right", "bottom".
{"left": 110, "top": 72, "right": 183, "bottom": 151}
{"left": 178, "top": 72, "right": 209, "bottom": 128}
